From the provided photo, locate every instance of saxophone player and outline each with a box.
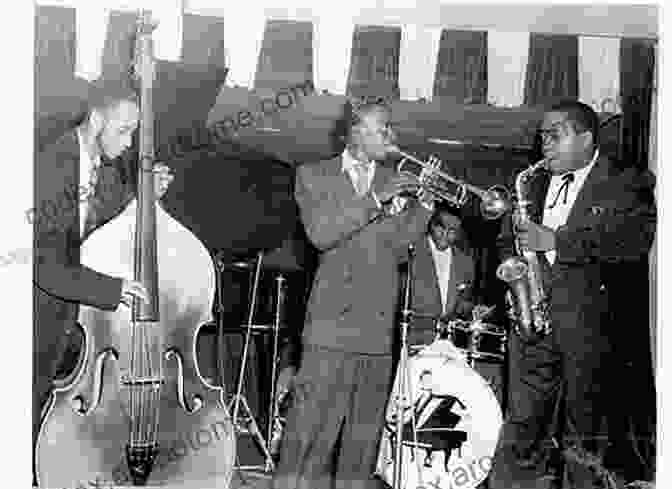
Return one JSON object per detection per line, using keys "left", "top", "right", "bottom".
{"left": 489, "top": 101, "right": 656, "bottom": 489}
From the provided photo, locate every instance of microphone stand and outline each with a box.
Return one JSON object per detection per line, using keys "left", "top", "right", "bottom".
{"left": 392, "top": 244, "right": 421, "bottom": 489}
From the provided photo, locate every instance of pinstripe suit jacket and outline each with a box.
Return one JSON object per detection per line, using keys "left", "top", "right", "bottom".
{"left": 294, "top": 155, "right": 433, "bottom": 355}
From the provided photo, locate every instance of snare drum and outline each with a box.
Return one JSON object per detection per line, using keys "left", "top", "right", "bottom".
{"left": 437, "top": 319, "right": 507, "bottom": 363}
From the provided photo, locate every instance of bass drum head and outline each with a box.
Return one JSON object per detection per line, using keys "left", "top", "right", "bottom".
{"left": 376, "top": 340, "right": 503, "bottom": 489}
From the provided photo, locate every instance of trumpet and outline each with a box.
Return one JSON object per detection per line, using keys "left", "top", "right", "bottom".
{"left": 388, "top": 145, "right": 512, "bottom": 220}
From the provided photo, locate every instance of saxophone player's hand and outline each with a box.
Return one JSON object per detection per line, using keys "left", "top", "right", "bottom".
{"left": 515, "top": 220, "right": 556, "bottom": 251}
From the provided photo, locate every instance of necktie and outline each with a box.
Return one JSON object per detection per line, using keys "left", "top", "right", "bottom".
{"left": 352, "top": 162, "right": 370, "bottom": 196}
{"left": 83, "top": 164, "right": 101, "bottom": 235}
{"left": 547, "top": 173, "right": 575, "bottom": 209}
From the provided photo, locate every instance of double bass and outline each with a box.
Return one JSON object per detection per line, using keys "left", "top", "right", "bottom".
{"left": 35, "top": 12, "right": 235, "bottom": 487}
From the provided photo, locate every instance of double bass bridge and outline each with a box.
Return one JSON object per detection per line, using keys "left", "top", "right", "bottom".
{"left": 121, "top": 375, "right": 166, "bottom": 387}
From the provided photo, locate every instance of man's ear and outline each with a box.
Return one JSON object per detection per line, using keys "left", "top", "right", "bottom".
{"left": 582, "top": 130, "right": 594, "bottom": 150}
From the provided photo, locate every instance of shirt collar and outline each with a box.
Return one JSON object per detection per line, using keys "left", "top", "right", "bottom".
{"left": 342, "top": 147, "right": 375, "bottom": 173}
{"left": 77, "top": 126, "right": 101, "bottom": 177}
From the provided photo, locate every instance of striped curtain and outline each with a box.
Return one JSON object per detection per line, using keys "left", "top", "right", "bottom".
{"left": 486, "top": 31, "right": 529, "bottom": 107}
{"left": 398, "top": 24, "right": 442, "bottom": 101}
{"left": 578, "top": 37, "right": 621, "bottom": 114}
{"left": 620, "top": 38, "right": 656, "bottom": 171}
{"left": 433, "top": 29, "right": 487, "bottom": 104}
{"left": 255, "top": 19, "right": 313, "bottom": 93}
{"left": 312, "top": 9, "right": 355, "bottom": 95}
{"left": 649, "top": 45, "right": 657, "bottom": 375}
{"left": 524, "top": 33, "right": 579, "bottom": 106}
{"left": 347, "top": 25, "right": 401, "bottom": 101}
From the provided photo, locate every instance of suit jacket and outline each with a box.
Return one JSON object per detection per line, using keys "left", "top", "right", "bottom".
{"left": 411, "top": 236, "right": 475, "bottom": 324}
{"left": 294, "top": 155, "right": 433, "bottom": 355}
{"left": 498, "top": 154, "right": 656, "bottom": 346}
{"left": 33, "top": 130, "right": 134, "bottom": 402}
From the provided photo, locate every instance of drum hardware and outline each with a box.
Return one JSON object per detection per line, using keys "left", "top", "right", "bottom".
{"left": 267, "top": 275, "right": 287, "bottom": 460}
{"left": 226, "top": 251, "right": 280, "bottom": 474}
{"left": 390, "top": 244, "right": 425, "bottom": 489}
{"left": 435, "top": 317, "right": 507, "bottom": 367}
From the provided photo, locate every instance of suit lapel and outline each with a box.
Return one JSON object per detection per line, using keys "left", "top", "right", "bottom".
{"left": 417, "top": 236, "right": 443, "bottom": 311}
{"left": 371, "top": 161, "right": 393, "bottom": 193}
{"left": 323, "top": 154, "right": 355, "bottom": 199}
{"left": 530, "top": 170, "right": 551, "bottom": 224}
{"left": 445, "top": 248, "right": 466, "bottom": 315}
{"left": 55, "top": 131, "right": 81, "bottom": 234}
{"left": 82, "top": 160, "right": 134, "bottom": 241}
{"left": 565, "top": 155, "right": 611, "bottom": 226}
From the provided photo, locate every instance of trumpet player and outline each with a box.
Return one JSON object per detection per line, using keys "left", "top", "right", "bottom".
{"left": 489, "top": 100, "right": 656, "bottom": 489}
{"left": 272, "top": 100, "right": 435, "bottom": 489}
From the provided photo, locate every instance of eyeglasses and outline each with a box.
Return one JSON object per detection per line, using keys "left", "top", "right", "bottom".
{"left": 538, "top": 121, "right": 568, "bottom": 144}
{"left": 538, "top": 121, "right": 587, "bottom": 144}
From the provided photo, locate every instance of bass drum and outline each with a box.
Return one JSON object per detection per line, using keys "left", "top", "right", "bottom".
{"left": 376, "top": 339, "right": 502, "bottom": 489}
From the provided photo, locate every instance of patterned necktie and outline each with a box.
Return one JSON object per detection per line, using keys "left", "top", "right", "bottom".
{"left": 83, "top": 164, "right": 101, "bottom": 236}
{"left": 547, "top": 172, "right": 575, "bottom": 209}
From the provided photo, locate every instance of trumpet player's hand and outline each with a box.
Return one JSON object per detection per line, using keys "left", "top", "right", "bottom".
{"left": 374, "top": 173, "right": 421, "bottom": 204}
{"left": 515, "top": 220, "right": 556, "bottom": 251}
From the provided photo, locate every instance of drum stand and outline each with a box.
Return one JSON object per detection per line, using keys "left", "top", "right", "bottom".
{"left": 226, "top": 251, "right": 286, "bottom": 474}
{"left": 391, "top": 244, "right": 424, "bottom": 489}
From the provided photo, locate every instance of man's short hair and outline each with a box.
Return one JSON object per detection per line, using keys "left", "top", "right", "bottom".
{"left": 81, "top": 78, "right": 138, "bottom": 122}
{"left": 548, "top": 100, "right": 600, "bottom": 147}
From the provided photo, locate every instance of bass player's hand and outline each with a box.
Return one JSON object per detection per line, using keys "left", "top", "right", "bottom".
{"left": 154, "top": 163, "right": 174, "bottom": 200}
{"left": 120, "top": 279, "right": 149, "bottom": 307}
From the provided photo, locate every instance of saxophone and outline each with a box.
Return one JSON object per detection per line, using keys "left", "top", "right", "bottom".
{"left": 496, "top": 159, "right": 552, "bottom": 342}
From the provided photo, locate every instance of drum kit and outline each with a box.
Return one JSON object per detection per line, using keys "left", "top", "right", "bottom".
{"left": 212, "top": 247, "right": 509, "bottom": 489}
{"left": 375, "top": 247, "right": 508, "bottom": 489}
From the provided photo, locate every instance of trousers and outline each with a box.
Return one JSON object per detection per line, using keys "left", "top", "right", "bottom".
{"left": 272, "top": 344, "right": 393, "bottom": 489}
{"left": 489, "top": 321, "right": 612, "bottom": 489}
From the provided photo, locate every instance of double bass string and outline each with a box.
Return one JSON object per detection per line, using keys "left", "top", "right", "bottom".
{"left": 151, "top": 321, "right": 162, "bottom": 452}
{"left": 130, "top": 317, "right": 137, "bottom": 447}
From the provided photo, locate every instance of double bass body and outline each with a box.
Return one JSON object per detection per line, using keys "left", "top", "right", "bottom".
{"left": 36, "top": 201, "right": 235, "bottom": 488}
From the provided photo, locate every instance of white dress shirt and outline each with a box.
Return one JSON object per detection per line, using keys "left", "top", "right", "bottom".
{"left": 342, "top": 148, "right": 375, "bottom": 195}
{"left": 77, "top": 127, "right": 101, "bottom": 237}
{"left": 542, "top": 148, "right": 599, "bottom": 264}
{"left": 428, "top": 236, "right": 453, "bottom": 314}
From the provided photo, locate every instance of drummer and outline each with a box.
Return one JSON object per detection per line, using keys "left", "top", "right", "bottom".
{"left": 403, "top": 205, "right": 476, "bottom": 347}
